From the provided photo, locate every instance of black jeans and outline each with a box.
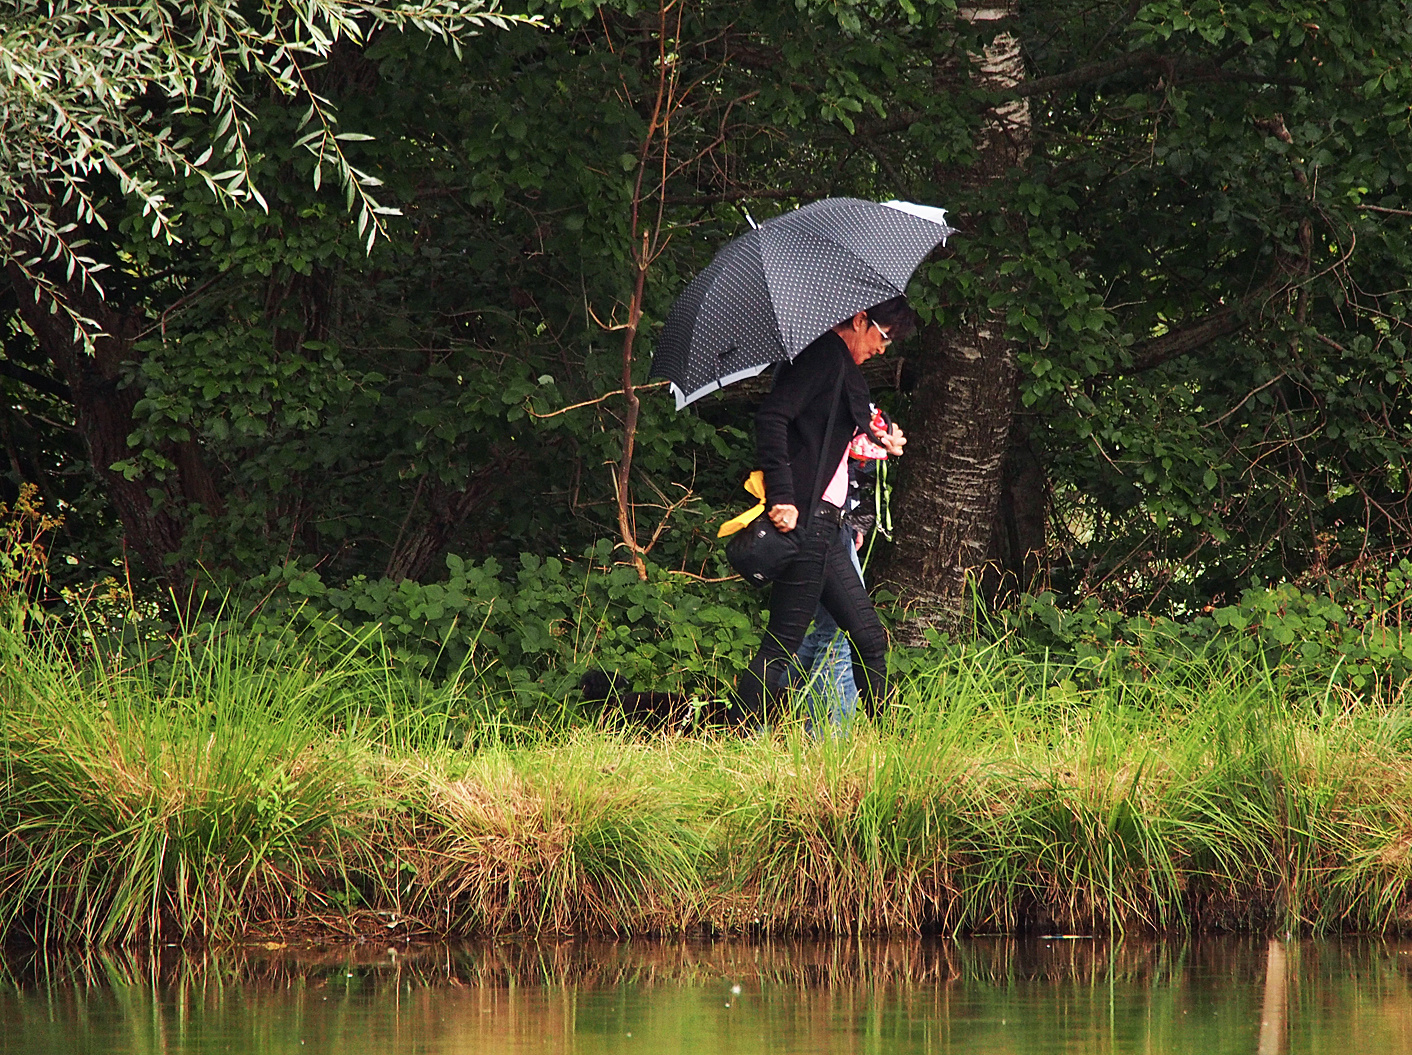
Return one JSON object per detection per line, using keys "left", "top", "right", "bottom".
{"left": 734, "top": 504, "right": 890, "bottom": 723}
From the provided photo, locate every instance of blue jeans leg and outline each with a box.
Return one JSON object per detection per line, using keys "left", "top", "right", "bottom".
{"left": 793, "top": 527, "right": 862, "bottom": 731}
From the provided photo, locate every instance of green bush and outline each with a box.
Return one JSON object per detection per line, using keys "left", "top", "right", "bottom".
{"left": 1005, "top": 561, "right": 1412, "bottom": 693}
{"left": 246, "top": 541, "right": 764, "bottom": 719}
{"left": 227, "top": 552, "right": 1412, "bottom": 724}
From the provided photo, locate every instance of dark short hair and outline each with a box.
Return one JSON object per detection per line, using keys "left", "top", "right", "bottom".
{"left": 864, "top": 296, "right": 919, "bottom": 341}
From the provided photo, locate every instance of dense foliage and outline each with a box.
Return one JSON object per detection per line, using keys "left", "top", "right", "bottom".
{"left": 2, "top": 0, "right": 1410, "bottom": 651}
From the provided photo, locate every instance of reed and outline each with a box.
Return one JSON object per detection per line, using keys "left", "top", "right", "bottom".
{"left": 4, "top": 622, "right": 1412, "bottom": 946}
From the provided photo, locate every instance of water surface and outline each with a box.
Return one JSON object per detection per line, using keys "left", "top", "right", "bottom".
{"left": 4, "top": 937, "right": 1411, "bottom": 1053}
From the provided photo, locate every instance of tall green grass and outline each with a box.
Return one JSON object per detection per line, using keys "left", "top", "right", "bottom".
{"left": 4, "top": 622, "right": 1412, "bottom": 946}
{"left": 0, "top": 625, "right": 390, "bottom": 945}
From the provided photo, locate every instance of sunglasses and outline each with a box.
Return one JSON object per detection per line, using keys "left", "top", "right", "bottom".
{"left": 870, "top": 319, "right": 893, "bottom": 347}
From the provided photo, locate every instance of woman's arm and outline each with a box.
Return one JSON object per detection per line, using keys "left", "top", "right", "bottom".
{"left": 756, "top": 350, "right": 827, "bottom": 510}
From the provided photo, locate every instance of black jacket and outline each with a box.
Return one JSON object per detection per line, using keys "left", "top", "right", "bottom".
{"left": 756, "top": 331, "right": 875, "bottom": 512}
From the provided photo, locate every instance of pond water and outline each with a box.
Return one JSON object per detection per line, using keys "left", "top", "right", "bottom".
{"left": 3, "top": 937, "right": 1411, "bottom": 1054}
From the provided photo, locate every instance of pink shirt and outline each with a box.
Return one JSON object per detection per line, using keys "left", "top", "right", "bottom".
{"left": 820, "top": 444, "right": 850, "bottom": 508}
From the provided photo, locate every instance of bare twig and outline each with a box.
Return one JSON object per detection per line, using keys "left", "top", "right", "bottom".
{"left": 1204, "top": 371, "right": 1287, "bottom": 428}
{"left": 665, "top": 569, "right": 741, "bottom": 582}
{"left": 1357, "top": 204, "right": 1412, "bottom": 218}
{"left": 611, "top": 0, "right": 684, "bottom": 581}
{"left": 643, "top": 487, "right": 696, "bottom": 554}
{"left": 525, "top": 380, "right": 668, "bottom": 419}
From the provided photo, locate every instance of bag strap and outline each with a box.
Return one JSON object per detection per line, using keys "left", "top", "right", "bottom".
{"left": 802, "top": 350, "right": 848, "bottom": 519}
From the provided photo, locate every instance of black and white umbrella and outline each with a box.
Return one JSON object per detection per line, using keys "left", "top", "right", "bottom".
{"left": 650, "top": 198, "right": 956, "bottom": 409}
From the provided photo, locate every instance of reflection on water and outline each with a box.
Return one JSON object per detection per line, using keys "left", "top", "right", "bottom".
{"left": 3, "top": 937, "right": 1412, "bottom": 1054}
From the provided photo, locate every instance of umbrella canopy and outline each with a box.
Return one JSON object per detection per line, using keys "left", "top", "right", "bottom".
{"left": 650, "top": 198, "right": 956, "bottom": 409}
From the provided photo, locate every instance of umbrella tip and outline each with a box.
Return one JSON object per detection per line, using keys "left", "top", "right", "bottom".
{"left": 741, "top": 208, "right": 758, "bottom": 230}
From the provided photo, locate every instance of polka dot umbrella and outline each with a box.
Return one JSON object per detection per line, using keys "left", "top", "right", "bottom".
{"left": 650, "top": 198, "right": 956, "bottom": 409}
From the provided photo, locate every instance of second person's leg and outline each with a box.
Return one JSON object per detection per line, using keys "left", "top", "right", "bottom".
{"left": 816, "top": 539, "right": 890, "bottom": 716}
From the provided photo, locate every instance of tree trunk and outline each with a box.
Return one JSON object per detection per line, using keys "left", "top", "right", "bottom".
{"left": 7, "top": 266, "right": 223, "bottom": 585}
{"left": 980, "top": 407, "right": 1048, "bottom": 604}
{"left": 881, "top": 4, "right": 1031, "bottom": 641}
{"left": 885, "top": 316, "right": 1020, "bottom": 632}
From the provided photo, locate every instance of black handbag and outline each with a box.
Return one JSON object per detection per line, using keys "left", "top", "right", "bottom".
{"left": 725, "top": 511, "right": 801, "bottom": 586}
{"left": 725, "top": 364, "right": 846, "bottom": 587}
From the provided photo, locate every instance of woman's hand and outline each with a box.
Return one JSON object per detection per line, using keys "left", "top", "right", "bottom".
{"left": 874, "top": 422, "right": 906, "bottom": 457}
{"left": 767, "top": 504, "right": 799, "bottom": 532}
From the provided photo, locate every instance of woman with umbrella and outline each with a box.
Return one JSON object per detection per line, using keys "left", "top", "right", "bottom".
{"left": 649, "top": 196, "right": 953, "bottom": 726}
{"left": 734, "top": 297, "right": 913, "bottom": 725}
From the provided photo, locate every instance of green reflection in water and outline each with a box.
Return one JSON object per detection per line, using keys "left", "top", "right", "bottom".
{"left": 3, "top": 938, "right": 1412, "bottom": 1054}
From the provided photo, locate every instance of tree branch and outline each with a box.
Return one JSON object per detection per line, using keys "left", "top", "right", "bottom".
{"left": 1014, "top": 49, "right": 1307, "bottom": 99}
{"left": 1103, "top": 265, "right": 1298, "bottom": 377}
{"left": 1120, "top": 304, "right": 1248, "bottom": 374}
{"left": 861, "top": 51, "right": 1299, "bottom": 142}
{"left": 1014, "top": 48, "right": 1163, "bottom": 97}
{"left": 660, "top": 187, "right": 816, "bottom": 207}
{"left": 1358, "top": 204, "right": 1412, "bottom": 218}
{"left": 0, "top": 357, "right": 74, "bottom": 403}
{"left": 525, "top": 379, "right": 669, "bottom": 419}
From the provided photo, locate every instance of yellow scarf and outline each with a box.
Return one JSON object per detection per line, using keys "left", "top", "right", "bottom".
{"left": 717, "top": 471, "right": 766, "bottom": 538}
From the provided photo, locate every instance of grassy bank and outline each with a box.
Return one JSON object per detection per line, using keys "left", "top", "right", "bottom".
{"left": 4, "top": 623, "right": 1412, "bottom": 946}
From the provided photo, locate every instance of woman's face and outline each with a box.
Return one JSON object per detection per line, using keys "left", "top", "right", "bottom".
{"left": 840, "top": 313, "right": 893, "bottom": 365}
